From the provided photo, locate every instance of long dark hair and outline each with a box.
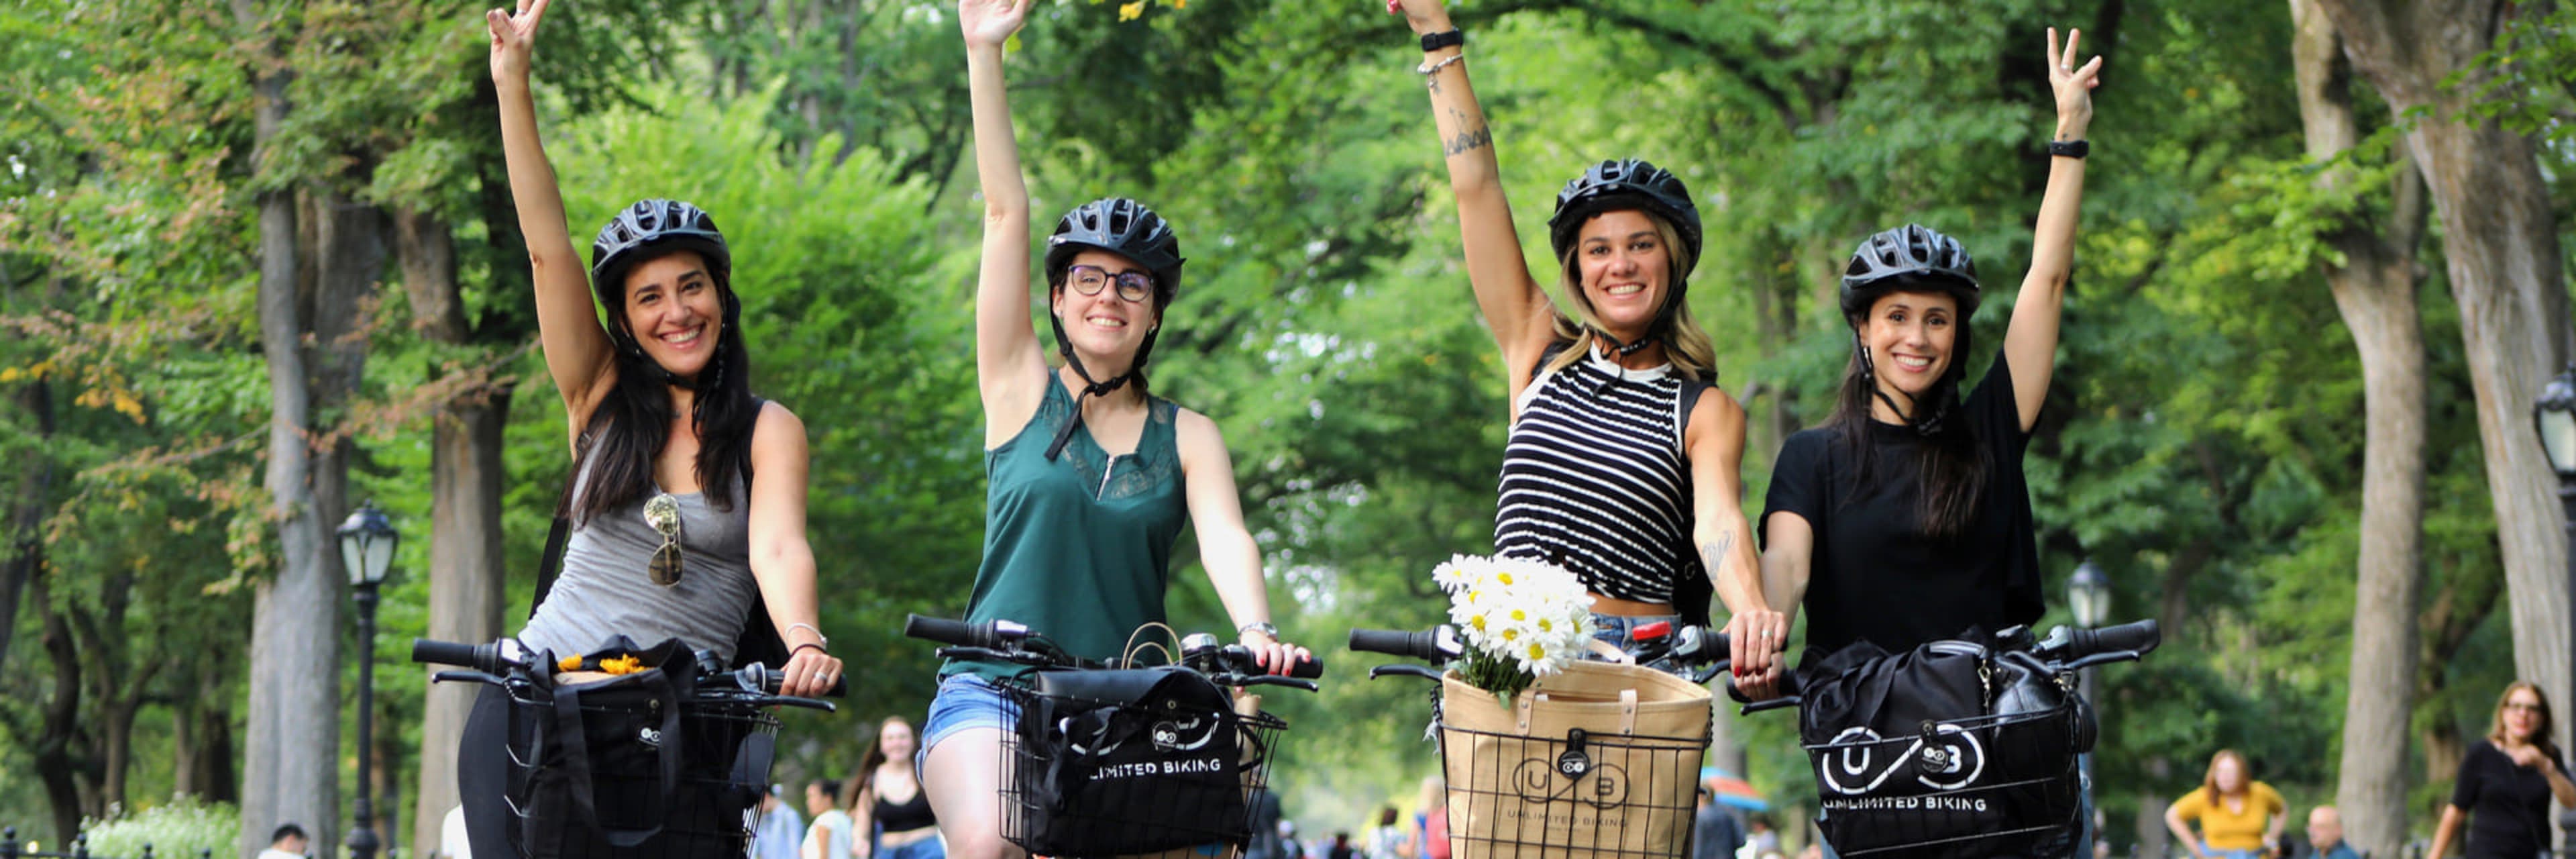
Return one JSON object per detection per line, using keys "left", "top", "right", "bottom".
{"left": 853, "top": 715, "right": 914, "bottom": 806}
{"left": 1825, "top": 293, "right": 1986, "bottom": 538}
{"left": 565, "top": 250, "right": 757, "bottom": 525}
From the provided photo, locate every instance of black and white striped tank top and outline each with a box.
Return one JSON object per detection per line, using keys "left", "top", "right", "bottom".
{"left": 1495, "top": 344, "right": 1700, "bottom": 605}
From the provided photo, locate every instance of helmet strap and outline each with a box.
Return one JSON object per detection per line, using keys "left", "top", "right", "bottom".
{"left": 1044, "top": 313, "right": 1138, "bottom": 461}
{"left": 1855, "top": 334, "right": 1951, "bottom": 437}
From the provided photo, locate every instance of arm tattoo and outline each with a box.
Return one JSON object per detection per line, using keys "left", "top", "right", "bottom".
{"left": 1444, "top": 124, "right": 1493, "bottom": 156}
{"left": 1699, "top": 531, "right": 1735, "bottom": 578}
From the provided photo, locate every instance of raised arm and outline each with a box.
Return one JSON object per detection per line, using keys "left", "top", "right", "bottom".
{"left": 488, "top": 0, "right": 616, "bottom": 439}
{"left": 1684, "top": 393, "right": 1784, "bottom": 687}
{"left": 1175, "top": 409, "right": 1312, "bottom": 674}
{"left": 961, "top": 0, "right": 1052, "bottom": 448}
{"left": 1388, "top": 0, "right": 1557, "bottom": 399}
{"left": 743, "top": 403, "right": 842, "bottom": 697}
{"left": 2002, "top": 26, "right": 2100, "bottom": 432}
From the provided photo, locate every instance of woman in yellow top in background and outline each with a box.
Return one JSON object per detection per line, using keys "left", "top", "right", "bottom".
{"left": 2163, "top": 750, "right": 2288, "bottom": 859}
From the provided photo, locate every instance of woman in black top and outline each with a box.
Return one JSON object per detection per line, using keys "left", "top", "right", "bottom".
{"left": 2426, "top": 681, "right": 2576, "bottom": 859}
{"left": 1750, "top": 28, "right": 2100, "bottom": 696}
{"left": 851, "top": 716, "right": 942, "bottom": 859}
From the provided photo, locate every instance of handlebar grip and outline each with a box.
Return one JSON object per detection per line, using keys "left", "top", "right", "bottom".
{"left": 744, "top": 666, "right": 852, "bottom": 697}
{"left": 412, "top": 638, "right": 483, "bottom": 669}
{"left": 904, "top": 614, "right": 977, "bottom": 647}
{"left": 1348, "top": 628, "right": 1424, "bottom": 658}
{"left": 2088, "top": 619, "right": 2160, "bottom": 656}
{"left": 1285, "top": 654, "right": 1325, "bottom": 680}
{"left": 1348, "top": 628, "right": 1446, "bottom": 662}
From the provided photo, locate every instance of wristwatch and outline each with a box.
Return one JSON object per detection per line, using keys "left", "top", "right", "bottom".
{"left": 2047, "top": 138, "right": 2089, "bottom": 159}
{"left": 1420, "top": 29, "right": 1463, "bottom": 52}
{"left": 1238, "top": 621, "right": 1281, "bottom": 639}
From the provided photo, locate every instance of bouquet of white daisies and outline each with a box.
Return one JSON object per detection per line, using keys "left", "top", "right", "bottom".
{"left": 1432, "top": 554, "right": 1597, "bottom": 701}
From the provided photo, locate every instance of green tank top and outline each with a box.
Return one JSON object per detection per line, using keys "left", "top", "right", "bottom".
{"left": 943, "top": 376, "right": 1189, "bottom": 681}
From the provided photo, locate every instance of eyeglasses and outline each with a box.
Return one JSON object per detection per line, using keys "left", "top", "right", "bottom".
{"left": 644, "top": 493, "right": 684, "bottom": 587}
{"left": 1066, "top": 264, "right": 1155, "bottom": 303}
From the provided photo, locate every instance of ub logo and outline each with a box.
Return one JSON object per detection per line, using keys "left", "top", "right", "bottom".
{"left": 1817, "top": 723, "right": 1986, "bottom": 796}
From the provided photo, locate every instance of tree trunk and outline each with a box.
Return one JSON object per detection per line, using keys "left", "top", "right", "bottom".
{"left": 395, "top": 209, "right": 513, "bottom": 859}
{"left": 2289, "top": 4, "right": 2432, "bottom": 858}
{"left": 26, "top": 572, "right": 86, "bottom": 844}
{"left": 2311, "top": 0, "right": 2576, "bottom": 768}
{"left": 173, "top": 654, "right": 241, "bottom": 801}
{"left": 239, "top": 169, "right": 388, "bottom": 859}
{"left": 1, "top": 370, "right": 51, "bottom": 674}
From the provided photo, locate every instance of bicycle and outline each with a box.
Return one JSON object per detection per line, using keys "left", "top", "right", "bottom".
{"left": 902, "top": 614, "right": 1325, "bottom": 859}
{"left": 413, "top": 636, "right": 842, "bottom": 859}
{"left": 1350, "top": 619, "right": 1731, "bottom": 859}
{"left": 1727, "top": 619, "right": 2161, "bottom": 859}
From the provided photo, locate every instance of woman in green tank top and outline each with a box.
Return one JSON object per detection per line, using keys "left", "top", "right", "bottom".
{"left": 919, "top": 3, "right": 1313, "bottom": 858}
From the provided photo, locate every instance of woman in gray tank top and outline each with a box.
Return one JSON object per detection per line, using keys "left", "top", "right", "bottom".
{"left": 462, "top": 4, "right": 843, "bottom": 856}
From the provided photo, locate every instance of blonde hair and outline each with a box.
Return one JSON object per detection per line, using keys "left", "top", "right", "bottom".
{"left": 2488, "top": 680, "right": 2563, "bottom": 763}
{"left": 1541, "top": 213, "right": 1717, "bottom": 383}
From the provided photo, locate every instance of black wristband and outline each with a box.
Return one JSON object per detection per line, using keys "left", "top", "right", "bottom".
{"left": 1421, "top": 29, "right": 1463, "bottom": 52}
{"left": 2047, "top": 138, "right": 2089, "bottom": 159}
{"left": 790, "top": 642, "right": 828, "bottom": 658}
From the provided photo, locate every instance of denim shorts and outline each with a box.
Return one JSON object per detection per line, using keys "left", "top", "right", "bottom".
{"left": 917, "top": 673, "right": 1021, "bottom": 770}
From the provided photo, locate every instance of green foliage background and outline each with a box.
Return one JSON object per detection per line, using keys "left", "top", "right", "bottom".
{"left": 3, "top": 0, "right": 2571, "bottom": 850}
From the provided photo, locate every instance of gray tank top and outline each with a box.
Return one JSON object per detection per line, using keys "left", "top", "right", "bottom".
{"left": 519, "top": 449, "right": 759, "bottom": 662}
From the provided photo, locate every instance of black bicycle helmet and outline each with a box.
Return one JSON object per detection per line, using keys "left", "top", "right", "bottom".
{"left": 1043, "top": 197, "right": 1185, "bottom": 303}
{"left": 1837, "top": 223, "right": 1980, "bottom": 321}
{"left": 590, "top": 199, "right": 733, "bottom": 321}
{"left": 1546, "top": 158, "right": 1703, "bottom": 271}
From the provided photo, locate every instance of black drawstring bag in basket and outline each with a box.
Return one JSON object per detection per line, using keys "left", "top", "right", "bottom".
{"left": 509, "top": 636, "right": 772, "bottom": 859}
{"left": 1794, "top": 630, "right": 2090, "bottom": 859}
{"left": 1002, "top": 666, "right": 1267, "bottom": 856}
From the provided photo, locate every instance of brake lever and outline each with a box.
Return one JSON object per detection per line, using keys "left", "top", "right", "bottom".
{"left": 432, "top": 669, "right": 509, "bottom": 687}
{"left": 1740, "top": 696, "right": 1802, "bottom": 715}
{"left": 1369, "top": 664, "right": 1443, "bottom": 682}
{"left": 934, "top": 646, "right": 1050, "bottom": 666}
{"left": 1228, "top": 675, "right": 1320, "bottom": 693}
{"left": 2061, "top": 651, "right": 2146, "bottom": 672}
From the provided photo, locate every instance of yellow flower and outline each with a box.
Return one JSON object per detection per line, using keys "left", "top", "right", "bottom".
{"left": 600, "top": 654, "right": 645, "bottom": 675}
{"left": 1510, "top": 609, "right": 1527, "bottom": 622}
{"left": 1528, "top": 642, "right": 1545, "bottom": 661}
{"left": 1471, "top": 615, "right": 1488, "bottom": 631}
{"left": 1537, "top": 618, "right": 1554, "bottom": 632}
{"left": 1118, "top": 1, "right": 1144, "bottom": 20}
{"left": 1496, "top": 571, "right": 1515, "bottom": 586}
{"left": 1501, "top": 627, "right": 1520, "bottom": 642}
{"left": 558, "top": 656, "right": 584, "bottom": 672}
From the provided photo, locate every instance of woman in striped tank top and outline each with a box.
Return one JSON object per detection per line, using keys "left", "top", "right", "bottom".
{"left": 1389, "top": 0, "right": 1791, "bottom": 680}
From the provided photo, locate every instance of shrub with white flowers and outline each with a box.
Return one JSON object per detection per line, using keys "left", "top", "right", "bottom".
{"left": 1432, "top": 554, "right": 1596, "bottom": 701}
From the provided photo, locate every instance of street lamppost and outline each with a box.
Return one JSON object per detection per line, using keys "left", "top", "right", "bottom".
{"left": 2530, "top": 365, "right": 2576, "bottom": 848}
{"left": 2068, "top": 560, "right": 2110, "bottom": 802}
{"left": 337, "top": 501, "right": 397, "bottom": 859}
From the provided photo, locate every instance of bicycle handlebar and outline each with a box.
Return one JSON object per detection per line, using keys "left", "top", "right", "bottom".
{"left": 411, "top": 637, "right": 846, "bottom": 701}
{"left": 1727, "top": 619, "right": 2158, "bottom": 713}
{"left": 902, "top": 614, "right": 1029, "bottom": 650}
{"left": 1348, "top": 627, "right": 1463, "bottom": 662}
{"left": 908, "top": 615, "right": 1324, "bottom": 685}
{"left": 2035, "top": 618, "right": 2159, "bottom": 663}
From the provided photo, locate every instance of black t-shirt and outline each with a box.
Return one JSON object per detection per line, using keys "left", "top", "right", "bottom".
{"left": 2450, "top": 739, "right": 2568, "bottom": 859}
{"left": 1760, "top": 353, "right": 2045, "bottom": 660}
